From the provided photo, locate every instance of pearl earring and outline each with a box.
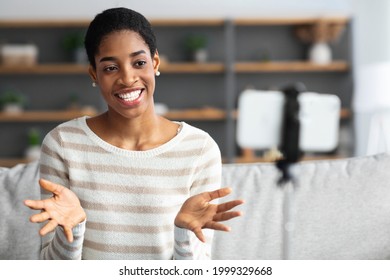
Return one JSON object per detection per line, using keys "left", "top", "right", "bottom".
{"left": 92, "top": 82, "right": 97, "bottom": 87}
{"left": 156, "top": 71, "right": 160, "bottom": 77}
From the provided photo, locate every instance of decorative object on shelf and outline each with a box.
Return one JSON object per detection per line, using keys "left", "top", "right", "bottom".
{"left": 308, "top": 42, "right": 331, "bottom": 64}
{"left": 259, "top": 47, "right": 271, "bottom": 63}
{"left": 154, "top": 103, "right": 169, "bottom": 115}
{"left": 184, "top": 34, "right": 208, "bottom": 63}
{"left": 295, "top": 19, "right": 345, "bottom": 65}
{"left": 67, "top": 93, "right": 81, "bottom": 110}
{"left": 0, "top": 43, "right": 38, "bottom": 66}
{"left": 66, "top": 93, "right": 98, "bottom": 115}
{"left": 262, "top": 147, "right": 284, "bottom": 161}
{"left": 158, "top": 54, "right": 169, "bottom": 67}
{"left": 25, "top": 127, "right": 41, "bottom": 161}
{"left": 80, "top": 105, "right": 98, "bottom": 116}
{"left": 62, "top": 32, "right": 87, "bottom": 64}
{"left": 0, "top": 88, "right": 26, "bottom": 114}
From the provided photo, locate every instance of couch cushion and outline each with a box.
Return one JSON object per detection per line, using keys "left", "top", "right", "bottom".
{"left": 213, "top": 153, "right": 390, "bottom": 259}
{"left": 0, "top": 161, "right": 41, "bottom": 260}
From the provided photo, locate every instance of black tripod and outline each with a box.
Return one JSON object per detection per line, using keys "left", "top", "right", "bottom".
{"left": 276, "top": 82, "right": 306, "bottom": 259}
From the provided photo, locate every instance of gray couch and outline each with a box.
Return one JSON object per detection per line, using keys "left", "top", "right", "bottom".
{"left": 2, "top": 154, "right": 390, "bottom": 259}
{"left": 0, "top": 162, "right": 41, "bottom": 260}
{"left": 213, "top": 153, "right": 390, "bottom": 259}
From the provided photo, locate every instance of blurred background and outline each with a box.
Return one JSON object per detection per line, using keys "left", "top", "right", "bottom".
{"left": 0, "top": 0, "right": 387, "bottom": 166}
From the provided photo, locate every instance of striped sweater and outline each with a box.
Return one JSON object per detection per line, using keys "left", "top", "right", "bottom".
{"left": 38, "top": 116, "right": 222, "bottom": 260}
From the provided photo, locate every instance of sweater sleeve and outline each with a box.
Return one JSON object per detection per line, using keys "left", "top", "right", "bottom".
{"left": 173, "top": 136, "right": 222, "bottom": 260}
{"left": 38, "top": 128, "right": 85, "bottom": 260}
{"left": 40, "top": 220, "right": 86, "bottom": 260}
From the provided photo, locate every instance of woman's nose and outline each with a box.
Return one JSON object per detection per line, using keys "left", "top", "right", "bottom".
{"left": 118, "top": 66, "right": 137, "bottom": 86}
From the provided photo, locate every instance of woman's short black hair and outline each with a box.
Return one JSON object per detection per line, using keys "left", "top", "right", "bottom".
{"left": 84, "top": 7, "right": 157, "bottom": 68}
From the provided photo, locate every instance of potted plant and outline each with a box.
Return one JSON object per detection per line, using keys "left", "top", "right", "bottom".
{"left": 295, "top": 20, "right": 345, "bottom": 64}
{"left": 184, "top": 34, "right": 208, "bottom": 63}
{"left": 25, "top": 128, "right": 41, "bottom": 161}
{"left": 62, "top": 31, "right": 87, "bottom": 64}
{"left": 67, "top": 93, "right": 81, "bottom": 110}
{"left": 0, "top": 89, "right": 26, "bottom": 114}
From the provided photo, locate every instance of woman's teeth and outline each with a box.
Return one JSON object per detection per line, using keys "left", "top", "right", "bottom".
{"left": 117, "top": 90, "right": 141, "bottom": 101}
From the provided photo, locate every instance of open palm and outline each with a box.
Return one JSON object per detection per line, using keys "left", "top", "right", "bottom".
{"left": 175, "top": 187, "right": 244, "bottom": 242}
{"left": 24, "top": 178, "right": 86, "bottom": 243}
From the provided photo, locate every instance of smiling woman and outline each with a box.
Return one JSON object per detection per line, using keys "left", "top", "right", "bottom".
{"left": 23, "top": 7, "right": 244, "bottom": 260}
{"left": 88, "top": 30, "right": 161, "bottom": 129}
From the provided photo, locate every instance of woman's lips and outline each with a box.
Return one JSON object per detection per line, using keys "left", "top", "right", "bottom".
{"left": 115, "top": 89, "right": 142, "bottom": 102}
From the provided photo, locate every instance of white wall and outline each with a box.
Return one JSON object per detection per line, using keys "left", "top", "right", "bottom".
{"left": 352, "top": 0, "right": 390, "bottom": 68}
{"left": 1, "top": 0, "right": 353, "bottom": 19}
{"left": 350, "top": 0, "right": 390, "bottom": 156}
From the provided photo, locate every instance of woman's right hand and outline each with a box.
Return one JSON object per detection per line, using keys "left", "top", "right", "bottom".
{"left": 24, "top": 178, "right": 86, "bottom": 243}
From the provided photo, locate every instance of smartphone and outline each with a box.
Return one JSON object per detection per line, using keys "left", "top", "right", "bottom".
{"left": 236, "top": 89, "right": 341, "bottom": 152}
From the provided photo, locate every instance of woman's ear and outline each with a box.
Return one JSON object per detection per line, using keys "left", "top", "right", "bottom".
{"left": 153, "top": 49, "right": 160, "bottom": 74}
{"left": 88, "top": 65, "right": 98, "bottom": 84}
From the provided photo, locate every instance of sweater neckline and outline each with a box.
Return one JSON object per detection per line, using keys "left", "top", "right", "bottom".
{"left": 77, "top": 116, "right": 186, "bottom": 158}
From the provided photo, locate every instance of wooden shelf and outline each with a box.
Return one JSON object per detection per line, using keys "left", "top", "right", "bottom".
{"left": 233, "top": 16, "right": 350, "bottom": 26}
{"left": 151, "top": 19, "right": 225, "bottom": 26}
{"left": 0, "top": 107, "right": 349, "bottom": 122}
{"left": 235, "top": 61, "right": 349, "bottom": 72}
{"left": 0, "top": 62, "right": 225, "bottom": 74}
{"left": 0, "top": 109, "right": 97, "bottom": 122}
{"left": 0, "top": 61, "right": 348, "bottom": 74}
{"left": 0, "top": 108, "right": 227, "bottom": 122}
{"left": 0, "top": 19, "right": 90, "bottom": 28}
{"left": 0, "top": 64, "right": 89, "bottom": 74}
{"left": 164, "top": 108, "right": 226, "bottom": 121}
{"left": 160, "top": 62, "right": 225, "bottom": 73}
{"left": 0, "top": 19, "right": 226, "bottom": 28}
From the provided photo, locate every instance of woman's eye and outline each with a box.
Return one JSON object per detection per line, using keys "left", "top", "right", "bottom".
{"left": 104, "top": 65, "right": 118, "bottom": 72}
{"left": 135, "top": 60, "right": 146, "bottom": 67}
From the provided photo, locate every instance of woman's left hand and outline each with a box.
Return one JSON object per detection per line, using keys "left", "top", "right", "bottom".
{"left": 174, "top": 187, "right": 244, "bottom": 242}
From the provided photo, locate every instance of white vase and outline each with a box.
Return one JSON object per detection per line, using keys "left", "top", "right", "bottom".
{"left": 73, "top": 47, "right": 88, "bottom": 64}
{"left": 25, "top": 145, "right": 41, "bottom": 161}
{"left": 3, "top": 103, "right": 23, "bottom": 114}
{"left": 309, "top": 42, "right": 332, "bottom": 64}
{"left": 193, "top": 48, "right": 208, "bottom": 63}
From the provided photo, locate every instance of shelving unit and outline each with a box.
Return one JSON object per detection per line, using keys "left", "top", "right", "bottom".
{"left": 0, "top": 16, "right": 353, "bottom": 166}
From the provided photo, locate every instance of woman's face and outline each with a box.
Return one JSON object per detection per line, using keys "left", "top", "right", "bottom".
{"left": 90, "top": 30, "right": 160, "bottom": 120}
